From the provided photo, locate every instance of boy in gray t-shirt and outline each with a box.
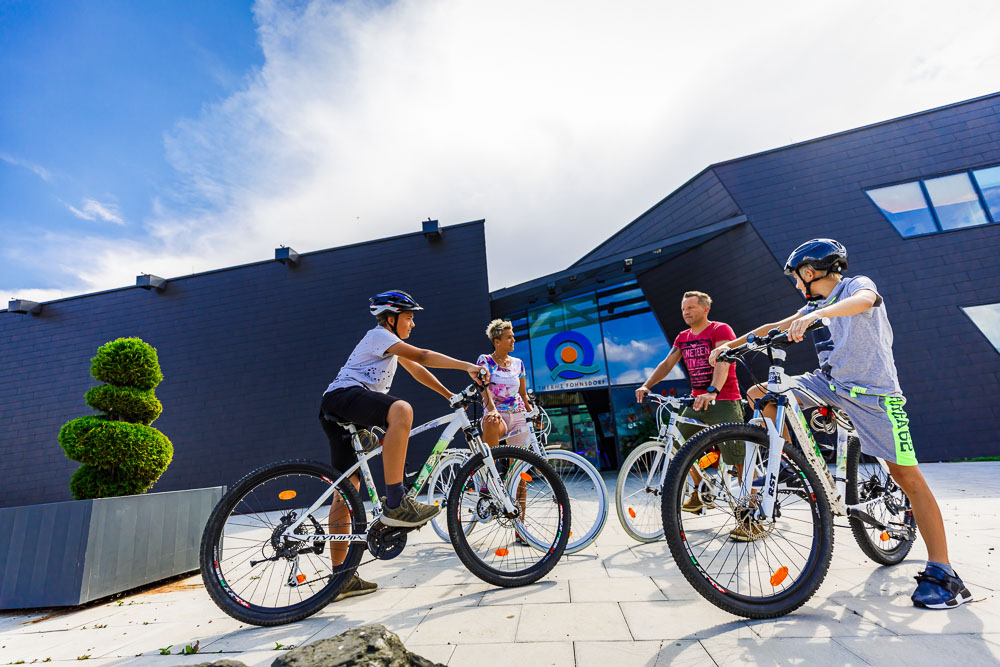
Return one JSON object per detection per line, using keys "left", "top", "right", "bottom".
{"left": 709, "top": 239, "right": 972, "bottom": 611}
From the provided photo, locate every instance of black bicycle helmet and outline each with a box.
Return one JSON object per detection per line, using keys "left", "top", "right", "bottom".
{"left": 783, "top": 239, "right": 848, "bottom": 300}
{"left": 369, "top": 290, "right": 423, "bottom": 317}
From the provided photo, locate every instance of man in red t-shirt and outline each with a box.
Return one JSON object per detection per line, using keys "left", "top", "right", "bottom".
{"left": 636, "top": 291, "right": 747, "bottom": 517}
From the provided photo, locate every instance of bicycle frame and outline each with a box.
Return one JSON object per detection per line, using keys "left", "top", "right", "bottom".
{"left": 282, "top": 404, "right": 517, "bottom": 544}
{"left": 745, "top": 345, "right": 897, "bottom": 529}
{"left": 640, "top": 396, "right": 706, "bottom": 492}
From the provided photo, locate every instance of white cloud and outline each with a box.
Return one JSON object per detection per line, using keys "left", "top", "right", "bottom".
{"left": 8, "top": 0, "right": 1000, "bottom": 300}
{"left": 0, "top": 152, "right": 51, "bottom": 182}
{"left": 66, "top": 199, "right": 125, "bottom": 225}
{"left": 605, "top": 338, "right": 658, "bottom": 364}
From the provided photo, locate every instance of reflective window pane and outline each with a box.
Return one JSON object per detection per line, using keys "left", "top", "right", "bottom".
{"left": 602, "top": 310, "right": 680, "bottom": 385}
{"left": 963, "top": 303, "right": 1000, "bottom": 354}
{"left": 509, "top": 314, "right": 533, "bottom": 390}
{"left": 923, "top": 173, "right": 989, "bottom": 230}
{"left": 972, "top": 166, "right": 1000, "bottom": 222}
{"left": 865, "top": 183, "right": 937, "bottom": 237}
{"left": 528, "top": 293, "right": 609, "bottom": 392}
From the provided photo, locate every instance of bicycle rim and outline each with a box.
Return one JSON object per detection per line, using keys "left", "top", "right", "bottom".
{"left": 616, "top": 441, "right": 671, "bottom": 542}
{"left": 200, "top": 461, "right": 365, "bottom": 625}
{"left": 448, "top": 446, "right": 570, "bottom": 586}
{"left": 426, "top": 454, "right": 475, "bottom": 541}
{"left": 539, "top": 449, "right": 607, "bottom": 553}
{"left": 846, "top": 437, "right": 916, "bottom": 564}
{"left": 662, "top": 424, "right": 834, "bottom": 618}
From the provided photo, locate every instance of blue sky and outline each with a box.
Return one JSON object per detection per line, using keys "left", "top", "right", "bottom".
{"left": 2, "top": 1, "right": 999, "bottom": 303}
{"left": 1, "top": 0, "right": 262, "bottom": 297}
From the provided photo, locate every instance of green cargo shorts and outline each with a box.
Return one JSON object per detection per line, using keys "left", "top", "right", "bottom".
{"left": 675, "top": 399, "right": 746, "bottom": 466}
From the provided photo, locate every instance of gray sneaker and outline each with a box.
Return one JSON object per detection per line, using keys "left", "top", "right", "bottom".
{"left": 334, "top": 572, "right": 378, "bottom": 601}
{"left": 381, "top": 494, "right": 441, "bottom": 528}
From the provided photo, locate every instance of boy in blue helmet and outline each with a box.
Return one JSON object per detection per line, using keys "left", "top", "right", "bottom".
{"left": 320, "top": 290, "right": 488, "bottom": 599}
{"left": 708, "top": 239, "right": 971, "bottom": 610}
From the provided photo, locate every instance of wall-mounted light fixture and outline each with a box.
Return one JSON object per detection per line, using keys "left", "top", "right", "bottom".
{"left": 275, "top": 246, "right": 300, "bottom": 265}
{"left": 422, "top": 219, "right": 441, "bottom": 241}
{"left": 546, "top": 282, "right": 557, "bottom": 296}
{"left": 8, "top": 299, "right": 41, "bottom": 314}
{"left": 136, "top": 274, "right": 166, "bottom": 290}
{"left": 623, "top": 258, "right": 633, "bottom": 273}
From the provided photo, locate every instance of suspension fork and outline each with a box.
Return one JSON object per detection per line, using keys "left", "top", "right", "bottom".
{"left": 757, "top": 396, "right": 787, "bottom": 521}
{"left": 462, "top": 415, "right": 520, "bottom": 515}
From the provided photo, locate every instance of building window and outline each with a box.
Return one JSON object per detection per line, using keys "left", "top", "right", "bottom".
{"left": 865, "top": 182, "right": 938, "bottom": 238}
{"left": 962, "top": 303, "right": 1000, "bottom": 354}
{"left": 866, "top": 165, "right": 999, "bottom": 238}
{"left": 597, "top": 282, "right": 681, "bottom": 386}
{"left": 972, "top": 166, "right": 1000, "bottom": 222}
{"left": 527, "top": 293, "right": 609, "bottom": 393}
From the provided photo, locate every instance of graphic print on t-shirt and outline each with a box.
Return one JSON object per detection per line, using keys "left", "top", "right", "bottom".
{"left": 678, "top": 338, "right": 714, "bottom": 390}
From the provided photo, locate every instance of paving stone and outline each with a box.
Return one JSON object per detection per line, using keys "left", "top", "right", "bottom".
{"left": 569, "top": 576, "right": 665, "bottom": 602}
{"left": 516, "top": 602, "right": 631, "bottom": 642}
{"left": 451, "top": 641, "right": 573, "bottom": 666}
{"left": 407, "top": 605, "right": 521, "bottom": 646}
{"left": 835, "top": 634, "right": 1000, "bottom": 666}
{"left": 575, "top": 639, "right": 715, "bottom": 667}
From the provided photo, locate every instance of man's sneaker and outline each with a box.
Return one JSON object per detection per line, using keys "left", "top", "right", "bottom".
{"left": 381, "top": 494, "right": 441, "bottom": 528}
{"left": 911, "top": 564, "right": 973, "bottom": 609}
{"left": 334, "top": 572, "right": 378, "bottom": 601}
{"left": 729, "top": 521, "right": 769, "bottom": 542}
{"left": 682, "top": 491, "right": 715, "bottom": 513}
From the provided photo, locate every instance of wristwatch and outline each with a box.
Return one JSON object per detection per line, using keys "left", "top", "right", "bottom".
{"left": 705, "top": 385, "right": 719, "bottom": 395}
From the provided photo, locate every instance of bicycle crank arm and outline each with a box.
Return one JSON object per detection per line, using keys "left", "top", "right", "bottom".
{"left": 847, "top": 508, "right": 912, "bottom": 540}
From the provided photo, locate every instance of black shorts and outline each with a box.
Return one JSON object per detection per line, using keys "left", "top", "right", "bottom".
{"left": 320, "top": 386, "right": 400, "bottom": 474}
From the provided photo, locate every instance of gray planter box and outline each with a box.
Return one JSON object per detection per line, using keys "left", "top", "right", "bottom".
{"left": 0, "top": 486, "right": 224, "bottom": 609}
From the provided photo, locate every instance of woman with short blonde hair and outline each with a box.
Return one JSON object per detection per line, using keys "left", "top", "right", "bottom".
{"left": 478, "top": 319, "right": 533, "bottom": 447}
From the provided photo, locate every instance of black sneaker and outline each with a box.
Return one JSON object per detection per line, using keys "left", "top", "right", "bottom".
{"left": 911, "top": 564, "right": 973, "bottom": 609}
{"left": 381, "top": 494, "right": 441, "bottom": 528}
{"left": 334, "top": 572, "right": 378, "bottom": 601}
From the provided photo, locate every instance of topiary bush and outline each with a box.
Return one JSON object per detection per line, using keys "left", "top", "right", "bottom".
{"left": 59, "top": 338, "right": 173, "bottom": 499}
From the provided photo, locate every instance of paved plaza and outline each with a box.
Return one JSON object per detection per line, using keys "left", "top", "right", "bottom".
{"left": 2, "top": 462, "right": 998, "bottom": 666}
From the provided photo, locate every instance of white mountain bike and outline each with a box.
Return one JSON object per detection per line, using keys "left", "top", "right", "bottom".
{"left": 425, "top": 403, "right": 609, "bottom": 554}
{"left": 660, "top": 319, "right": 916, "bottom": 618}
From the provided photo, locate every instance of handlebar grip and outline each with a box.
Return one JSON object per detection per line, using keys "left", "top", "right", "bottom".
{"left": 807, "top": 317, "right": 831, "bottom": 331}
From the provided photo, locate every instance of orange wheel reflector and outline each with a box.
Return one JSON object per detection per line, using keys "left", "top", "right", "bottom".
{"left": 296, "top": 574, "right": 306, "bottom": 584}
{"left": 495, "top": 548, "right": 509, "bottom": 557}
{"left": 880, "top": 531, "right": 890, "bottom": 542}
{"left": 628, "top": 507, "right": 636, "bottom": 518}
{"left": 278, "top": 490, "right": 296, "bottom": 500}
{"left": 770, "top": 566, "right": 789, "bottom": 586}
{"left": 569, "top": 531, "right": 573, "bottom": 536}
{"left": 519, "top": 472, "right": 532, "bottom": 482}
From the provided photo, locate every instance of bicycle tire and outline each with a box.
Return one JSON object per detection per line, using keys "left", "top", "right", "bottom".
{"left": 616, "top": 440, "right": 670, "bottom": 542}
{"left": 200, "top": 459, "right": 367, "bottom": 626}
{"left": 662, "top": 423, "right": 834, "bottom": 619}
{"left": 544, "top": 448, "right": 608, "bottom": 553}
{"left": 447, "top": 445, "right": 570, "bottom": 587}
{"left": 426, "top": 452, "right": 475, "bottom": 542}
{"left": 845, "top": 436, "right": 916, "bottom": 565}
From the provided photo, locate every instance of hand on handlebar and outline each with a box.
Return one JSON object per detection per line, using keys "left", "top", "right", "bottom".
{"left": 692, "top": 392, "right": 717, "bottom": 411}
{"left": 469, "top": 365, "right": 491, "bottom": 386}
{"left": 635, "top": 385, "right": 650, "bottom": 403}
{"left": 787, "top": 312, "right": 822, "bottom": 343}
{"left": 708, "top": 345, "right": 730, "bottom": 366}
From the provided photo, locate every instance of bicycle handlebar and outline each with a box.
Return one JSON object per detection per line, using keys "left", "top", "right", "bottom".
{"left": 643, "top": 393, "right": 699, "bottom": 409}
{"left": 719, "top": 317, "right": 830, "bottom": 363}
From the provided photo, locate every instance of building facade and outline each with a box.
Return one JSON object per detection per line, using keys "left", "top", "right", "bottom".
{"left": 492, "top": 93, "right": 1000, "bottom": 465}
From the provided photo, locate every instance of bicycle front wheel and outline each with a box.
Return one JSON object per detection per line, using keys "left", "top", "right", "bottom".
{"left": 616, "top": 441, "right": 671, "bottom": 542}
{"left": 845, "top": 436, "right": 916, "bottom": 565}
{"left": 544, "top": 449, "right": 608, "bottom": 553}
{"left": 426, "top": 452, "right": 475, "bottom": 542}
{"left": 200, "top": 459, "right": 367, "bottom": 626}
{"left": 447, "top": 446, "right": 570, "bottom": 587}
{"left": 661, "top": 423, "right": 834, "bottom": 619}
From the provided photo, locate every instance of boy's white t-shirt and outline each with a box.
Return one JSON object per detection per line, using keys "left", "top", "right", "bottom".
{"left": 326, "top": 326, "right": 402, "bottom": 394}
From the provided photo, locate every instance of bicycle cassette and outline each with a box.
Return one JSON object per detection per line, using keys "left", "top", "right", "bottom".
{"left": 367, "top": 520, "right": 408, "bottom": 560}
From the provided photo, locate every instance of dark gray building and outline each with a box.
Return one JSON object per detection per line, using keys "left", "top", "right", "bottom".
{"left": 492, "top": 92, "right": 1000, "bottom": 466}
{"left": 1, "top": 221, "right": 491, "bottom": 508}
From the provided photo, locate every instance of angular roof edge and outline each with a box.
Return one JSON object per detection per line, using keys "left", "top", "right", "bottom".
{"left": 1, "top": 219, "right": 486, "bottom": 311}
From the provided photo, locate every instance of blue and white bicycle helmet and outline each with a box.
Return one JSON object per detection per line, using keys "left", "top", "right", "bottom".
{"left": 369, "top": 290, "right": 423, "bottom": 317}
{"left": 783, "top": 239, "right": 848, "bottom": 300}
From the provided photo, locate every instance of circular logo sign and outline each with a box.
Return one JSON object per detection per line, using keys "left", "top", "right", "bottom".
{"left": 544, "top": 331, "right": 601, "bottom": 380}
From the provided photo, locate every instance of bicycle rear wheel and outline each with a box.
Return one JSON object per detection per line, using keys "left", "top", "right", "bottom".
{"left": 426, "top": 453, "right": 475, "bottom": 541}
{"left": 845, "top": 436, "right": 916, "bottom": 565}
{"left": 544, "top": 449, "right": 608, "bottom": 553}
{"left": 661, "top": 423, "right": 834, "bottom": 619}
{"left": 447, "top": 446, "right": 570, "bottom": 587}
{"left": 200, "top": 459, "right": 367, "bottom": 626}
{"left": 616, "top": 441, "right": 670, "bottom": 542}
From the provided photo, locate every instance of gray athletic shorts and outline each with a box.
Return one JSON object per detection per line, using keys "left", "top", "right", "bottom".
{"left": 787, "top": 372, "right": 918, "bottom": 466}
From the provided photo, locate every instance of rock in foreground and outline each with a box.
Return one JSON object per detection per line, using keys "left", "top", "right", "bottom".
{"left": 272, "top": 624, "right": 444, "bottom": 667}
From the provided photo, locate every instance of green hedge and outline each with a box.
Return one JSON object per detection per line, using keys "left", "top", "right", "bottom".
{"left": 90, "top": 338, "right": 163, "bottom": 390}
{"left": 62, "top": 337, "right": 172, "bottom": 500}
{"left": 85, "top": 385, "right": 162, "bottom": 425}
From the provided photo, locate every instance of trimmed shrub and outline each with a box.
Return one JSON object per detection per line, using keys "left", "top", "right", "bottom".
{"left": 90, "top": 338, "right": 164, "bottom": 390}
{"left": 85, "top": 385, "right": 162, "bottom": 425}
{"left": 59, "top": 338, "right": 173, "bottom": 499}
